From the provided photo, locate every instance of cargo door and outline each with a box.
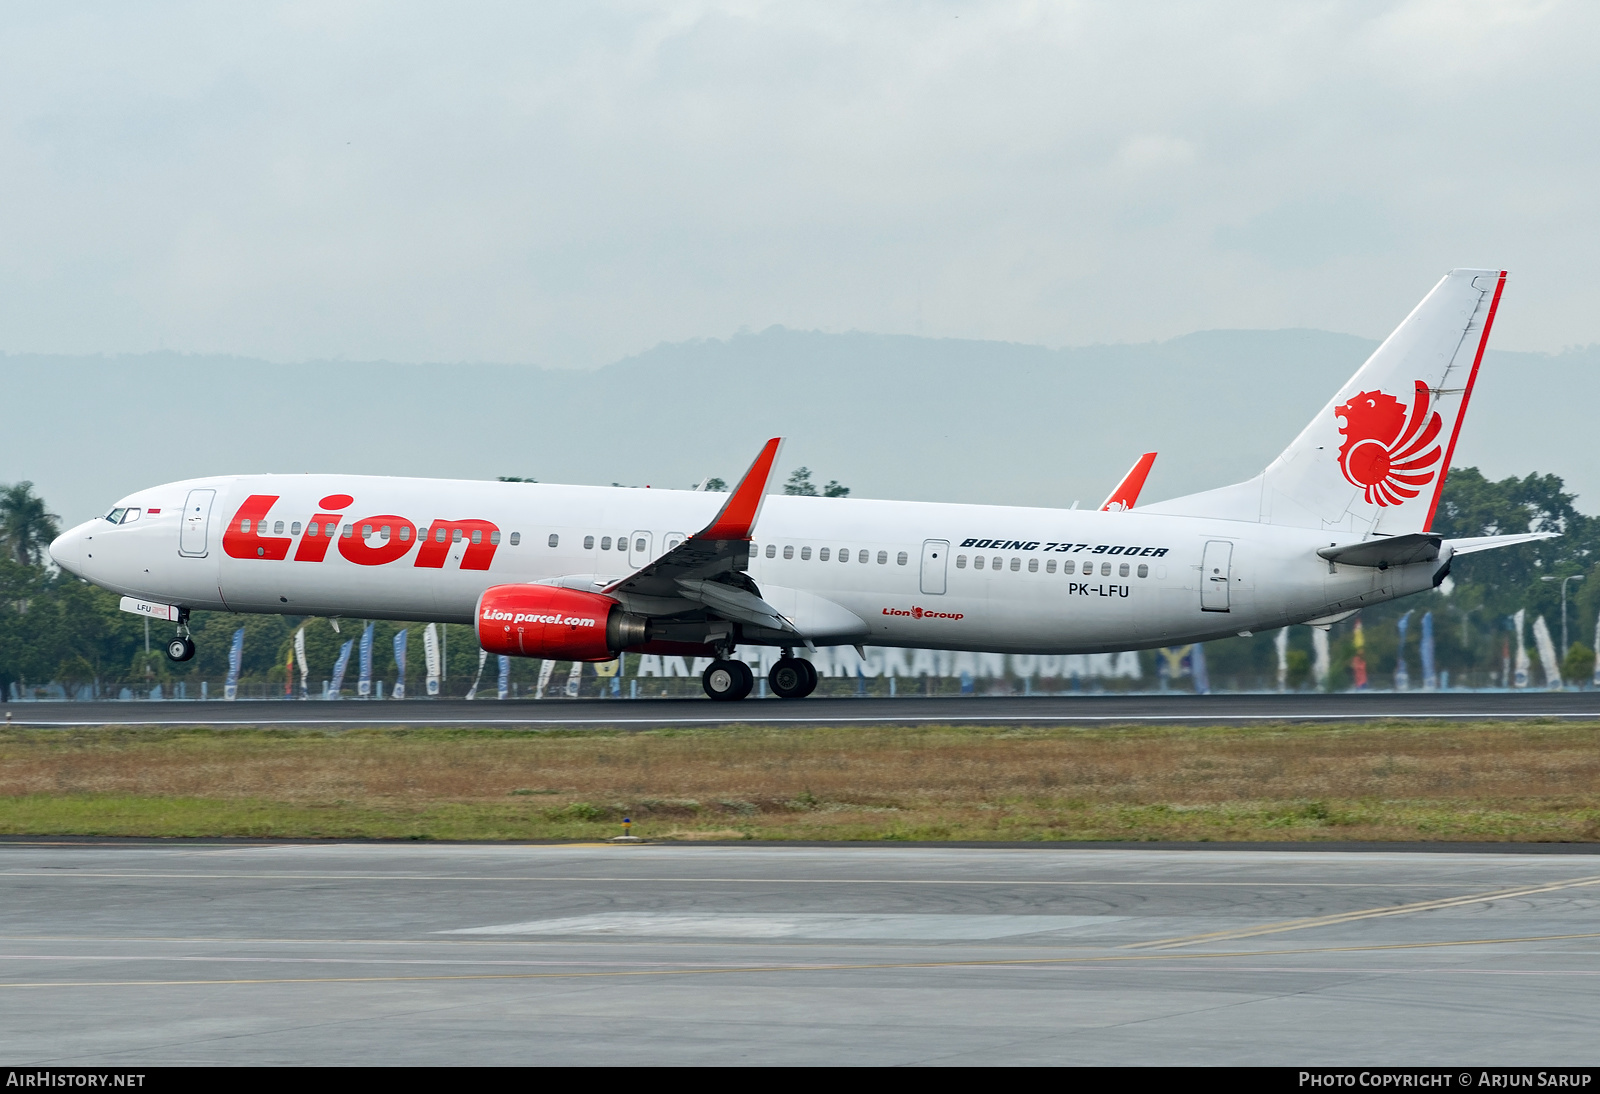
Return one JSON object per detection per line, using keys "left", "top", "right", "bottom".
{"left": 1200, "top": 540, "right": 1233, "bottom": 612}
{"left": 920, "top": 539, "right": 949, "bottom": 595}
{"left": 179, "top": 489, "right": 215, "bottom": 557}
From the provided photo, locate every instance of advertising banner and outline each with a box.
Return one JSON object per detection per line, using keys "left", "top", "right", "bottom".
{"left": 224, "top": 627, "right": 245, "bottom": 701}
{"left": 497, "top": 655, "right": 511, "bottom": 700}
{"left": 1513, "top": 609, "right": 1530, "bottom": 687}
{"left": 393, "top": 629, "right": 408, "bottom": 700}
{"left": 294, "top": 628, "right": 309, "bottom": 699}
{"left": 358, "top": 622, "right": 375, "bottom": 698}
{"left": 1420, "top": 612, "right": 1437, "bottom": 690}
{"left": 330, "top": 639, "right": 355, "bottom": 699}
{"left": 1394, "top": 610, "right": 1412, "bottom": 691}
{"left": 423, "top": 623, "right": 441, "bottom": 697}
{"left": 465, "top": 649, "right": 488, "bottom": 700}
{"left": 1532, "top": 614, "right": 1563, "bottom": 689}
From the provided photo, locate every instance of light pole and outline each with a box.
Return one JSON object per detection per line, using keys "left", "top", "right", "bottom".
{"left": 1541, "top": 574, "right": 1585, "bottom": 657}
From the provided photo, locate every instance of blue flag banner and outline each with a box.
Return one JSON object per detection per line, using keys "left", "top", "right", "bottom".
{"left": 1395, "top": 610, "right": 1413, "bottom": 691}
{"left": 393, "top": 629, "right": 408, "bottom": 700}
{"left": 358, "top": 622, "right": 375, "bottom": 698}
{"left": 1190, "top": 643, "right": 1210, "bottom": 695}
{"left": 330, "top": 639, "right": 355, "bottom": 699}
{"left": 224, "top": 627, "right": 245, "bottom": 701}
{"left": 1420, "top": 611, "right": 1437, "bottom": 690}
{"left": 497, "top": 655, "right": 511, "bottom": 700}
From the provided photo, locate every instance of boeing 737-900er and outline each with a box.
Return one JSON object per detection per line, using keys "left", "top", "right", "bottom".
{"left": 49, "top": 268, "right": 1554, "bottom": 700}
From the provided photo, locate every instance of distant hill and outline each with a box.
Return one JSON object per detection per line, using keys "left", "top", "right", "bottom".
{"left": 5, "top": 327, "right": 1596, "bottom": 525}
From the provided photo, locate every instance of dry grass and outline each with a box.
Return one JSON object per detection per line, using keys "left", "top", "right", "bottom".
{"left": 0, "top": 721, "right": 1597, "bottom": 841}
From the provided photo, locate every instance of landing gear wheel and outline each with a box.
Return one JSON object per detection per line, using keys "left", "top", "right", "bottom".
{"left": 769, "top": 656, "right": 817, "bottom": 699}
{"left": 165, "top": 636, "right": 196, "bottom": 663}
{"left": 702, "top": 658, "right": 754, "bottom": 701}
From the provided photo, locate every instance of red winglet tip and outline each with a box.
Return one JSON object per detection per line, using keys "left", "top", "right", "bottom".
{"left": 698, "top": 437, "right": 784, "bottom": 540}
{"left": 1101, "top": 452, "right": 1158, "bottom": 512}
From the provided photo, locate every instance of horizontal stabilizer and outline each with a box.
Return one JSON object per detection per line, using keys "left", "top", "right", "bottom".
{"left": 1445, "top": 531, "right": 1560, "bottom": 556}
{"left": 1318, "top": 533, "right": 1441, "bottom": 569}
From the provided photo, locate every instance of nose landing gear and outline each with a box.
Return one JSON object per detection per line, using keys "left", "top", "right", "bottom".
{"left": 163, "top": 609, "right": 195, "bottom": 663}
{"left": 769, "top": 654, "right": 818, "bottom": 699}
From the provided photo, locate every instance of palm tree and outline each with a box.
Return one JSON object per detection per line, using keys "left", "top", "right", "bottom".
{"left": 0, "top": 482, "right": 61, "bottom": 566}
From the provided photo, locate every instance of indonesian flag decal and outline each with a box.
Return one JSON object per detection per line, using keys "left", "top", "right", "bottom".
{"left": 1334, "top": 380, "right": 1443, "bottom": 507}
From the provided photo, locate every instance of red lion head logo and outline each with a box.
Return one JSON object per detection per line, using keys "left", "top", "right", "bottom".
{"left": 1334, "top": 380, "right": 1443, "bottom": 506}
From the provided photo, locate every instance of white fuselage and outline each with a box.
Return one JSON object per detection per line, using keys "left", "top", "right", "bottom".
{"left": 49, "top": 473, "right": 1443, "bottom": 654}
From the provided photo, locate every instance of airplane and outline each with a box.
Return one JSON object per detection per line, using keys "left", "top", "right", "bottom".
{"left": 49, "top": 268, "right": 1554, "bottom": 701}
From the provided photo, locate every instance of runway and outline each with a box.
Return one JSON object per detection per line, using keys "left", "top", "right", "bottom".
{"left": 2, "top": 842, "right": 1597, "bottom": 1065}
{"left": 6, "top": 690, "right": 1600, "bottom": 727}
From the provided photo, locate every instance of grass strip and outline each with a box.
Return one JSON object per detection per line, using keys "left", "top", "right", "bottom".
{"left": 0, "top": 720, "right": 1596, "bottom": 842}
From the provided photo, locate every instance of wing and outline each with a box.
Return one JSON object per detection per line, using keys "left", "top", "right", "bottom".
{"left": 601, "top": 438, "right": 801, "bottom": 636}
{"left": 1100, "top": 452, "right": 1157, "bottom": 511}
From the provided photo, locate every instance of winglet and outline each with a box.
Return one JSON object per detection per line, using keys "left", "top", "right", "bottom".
{"left": 697, "top": 438, "right": 784, "bottom": 540}
{"left": 1101, "top": 452, "right": 1157, "bottom": 512}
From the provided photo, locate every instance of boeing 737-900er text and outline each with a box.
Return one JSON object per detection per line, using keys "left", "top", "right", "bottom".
{"left": 49, "top": 268, "right": 1554, "bottom": 700}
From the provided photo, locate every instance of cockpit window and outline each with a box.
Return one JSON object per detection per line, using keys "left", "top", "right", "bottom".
{"left": 104, "top": 508, "right": 140, "bottom": 524}
{"left": 122, "top": 508, "right": 140, "bottom": 523}
{"left": 105, "top": 508, "right": 126, "bottom": 524}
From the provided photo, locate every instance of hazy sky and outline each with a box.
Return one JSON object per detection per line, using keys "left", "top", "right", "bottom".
{"left": 3, "top": 1, "right": 1597, "bottom": 367}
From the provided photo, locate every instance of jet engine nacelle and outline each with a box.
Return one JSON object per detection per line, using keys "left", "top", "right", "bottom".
{"left": 475, "top": 584, "right": 651, "bottom": 661}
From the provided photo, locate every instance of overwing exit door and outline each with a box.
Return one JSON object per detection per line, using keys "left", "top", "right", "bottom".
{"left": 628, "top": 530, "right": 653, "bottom": 568}
{"left": 179, "top": 489, "right": 215, "bottom": 557}
{"left": 1200, "top": 540, "right": 1233, "bottom": 612}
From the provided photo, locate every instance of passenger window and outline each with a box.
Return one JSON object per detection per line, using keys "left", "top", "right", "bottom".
{"left": 1100, "top": 561, "right": 1111, "bottom": 576}
{"left": 342, "top": 524, "right": 353, "bottom": 538}
{"left": 584, "top": 535, "right": 595, "bottom": 550}
{"left": 666, "top": 535, "right": 684, "bottom": 550}
{"left": 472, "top": 530, "right": 483, "bottom": 544}
{"left": 1010, "top": 558, "right": 1020, "bottom": 572}
{"left": 360, "top": 524, "right": 372, "bottom": 538}
{"left": 510, "top": 532, "right": 521, "bottom": 545}
{"left": 974, "top": 556, "right": 984, "bottom": 570}
{"left": 858, "top": 549, "right": 868, "bottom": 563}
{"left": 766, "top": 544, "right": 776, "bottom": 558}
{"left": 992, "top": 556, "right": 1002, "bottom": 570}
{"left": 841, "top": 548, "right": 851, "bottom": 563}
{"left": 801, "top": 546, "right": 812, "bottom": 560}
{"left": 1119, "top": 562, "right": 1129, "bottom": 577}
{"left": 489, "top": 531, "right": 499, "bottom": 545}
{"left": 956, "top": 555, "right": 967, "bottom": 568}
{"left": 897, "top": 551, "right": 908, "bottom": 565}
{"left": 453, "top": 529, "right": 464, "bottom": 543}
{"left": 819, "top": 547, "right": 830, "bottom": 561}
{"left": 784, "top": 545, "right": 794, "bottom": 560}
{"left": 877, "top": 550, "right": 887, "bottom": 564}
{"left": 548, "top": 534, "right": 559, "bottom": 547}
{"left": 380, "top": 525, "right": 390, "bottom": 540}
{"left": 1046, "top": 559, "right": 1056, "bottom": 573}
{"left": 292, "top": 522, "right": 303, "bottom": 535}
{"left": 240, "top": 518, "right": 252, "bottom": 533}
{"left": 635, "top": 537, "right": 646, "bottom": 553}
{"left": 1137, "top": 563, "right": 1149, "bottom": 578}
{"left": 326, "top": 523, "right": 336, "bottom": 537}
{"left": 1064, "top": 560, "right": 1075, "bottom": 574}
{"left": 307, "top": 523, "right": 319, "bottom": 537}
{"left": 601, "top": 536, "right": 611, "bottom": 550}
{"left": 1028, "top": 558, "right": 1038, "bottom": 573}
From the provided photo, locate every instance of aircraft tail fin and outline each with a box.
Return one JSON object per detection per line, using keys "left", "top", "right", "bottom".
{"left": 1101, "top": 453, "right": 1157, "bottom": 512}
{"left": 1142, "top": 269, "right": 1506, "bottom": 536}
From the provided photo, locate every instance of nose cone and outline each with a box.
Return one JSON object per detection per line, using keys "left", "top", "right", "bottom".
{"left": 49, "top": 521, "right": 94, "bottom": 578}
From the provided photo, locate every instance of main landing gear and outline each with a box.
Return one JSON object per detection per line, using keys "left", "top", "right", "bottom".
{"left": 768, "top": 654, "right": 817, "bottom": 699}
{"left": 700, "top": 649, "right": 818, "bottom": 701}
{"left": 164, "top": 609, "right": 195, "bottom": 663}
{"left": 701, "top": 658, "right": 754, "bottom": 701}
